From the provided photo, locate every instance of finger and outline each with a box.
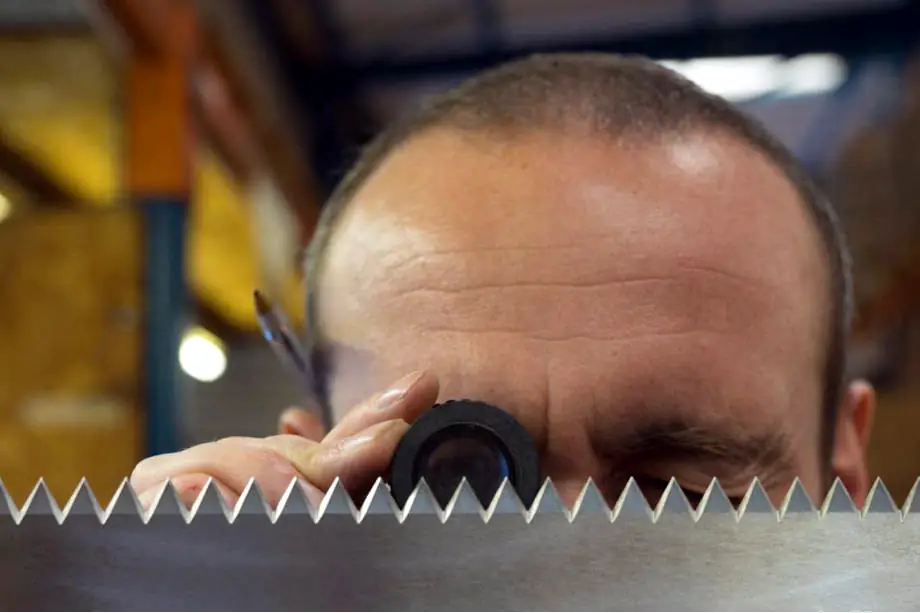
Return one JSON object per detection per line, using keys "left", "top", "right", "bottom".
{"left": 130, "top": 438, "right": 315, "bottom": 508}
{"left": 325, "top": 370, "right": 438, "bottom": 443}
{"left": 136, "top": 473, "right": 239, "bottom": 511}
{"left": 273, "top": 419, "right": 410, "bottom": 498}
{"left": 278, "top": 407, "right": 326, "bottom": 440}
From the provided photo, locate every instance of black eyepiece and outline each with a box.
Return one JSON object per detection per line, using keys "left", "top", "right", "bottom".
{"left": 388, "top": 400, "right": 541, "bottom": 509}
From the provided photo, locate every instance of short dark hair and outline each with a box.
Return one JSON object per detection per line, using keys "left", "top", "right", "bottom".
{"left": 304, "top": 53, "right": 853, "bottom": 456}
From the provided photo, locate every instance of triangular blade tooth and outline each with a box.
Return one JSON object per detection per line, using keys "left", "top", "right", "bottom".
{"left": 654, "top": 478, "right": 694, "bottom": 520}
{"left": 188, "top": 478, "right": 233, "bottom": 521}
{"left": 104, "top": 479, "right": 145, "bottom": 521}
{"left": 571, "top": 479, "right": 611, "bottom": 520}
{"left": 779, "top": 478, "right": 817, "bottom": 518}
{"left": 233, "top": 479, "right": 274, "bottom": 521}
{"left": 403, "top": 479, "right": 447, "bottom": 521}
{"left": 357, "top": 479, "right": 400, "bottom": 521}
{"left": 737, "top": 478, "right": 777, "bottom": 519}
{"left": 526, "top": 478, "right": 568, "bottom": 521}
{"left": 484, "top": 478, "right": 528, "bottom": 518}
{"left": 274, "top": 478, "right": 318, "bottom": 522}
{"left": 611, "top": 478, "right": 653, "bottom": 521}
{"left": 316, "top": 478, "right": 358, "bottom": 520}
{"left": 820, "top": 477, "right": 858, "bottom": 515}
{"left": 146, "top": 480, "right": 193, "bottom": 522}
{"left": 697, "top": 479, "right": 736, "bottom": 518}
{"left": 903, "top": 478, "right": 920, "bottom": 517}
{"left": 864, "top": 477, "right": 898, "bottom": 517}
{"left": 61, "top": 478, "right": 104, "bottom": 521}
{"left": 20, "top": 479, "right": 63, "bottom": 522}
{"left": 0, "top": 480, "right": 21, "bottom": 522}
{"left": 444, "top": 478, "right": 486, "bottom": 518}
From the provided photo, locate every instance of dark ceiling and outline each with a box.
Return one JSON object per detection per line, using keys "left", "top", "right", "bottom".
{"left": 239, "top": 0, "right": 920, "bottom": 194}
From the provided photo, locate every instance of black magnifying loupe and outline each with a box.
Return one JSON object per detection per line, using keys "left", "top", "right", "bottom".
{"left": 388, "top": 400, "right": 541, "bottom": 509}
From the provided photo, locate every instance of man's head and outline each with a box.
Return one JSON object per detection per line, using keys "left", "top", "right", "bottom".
{"left": 302, "top": 53, "right": 875, "bottom": 507}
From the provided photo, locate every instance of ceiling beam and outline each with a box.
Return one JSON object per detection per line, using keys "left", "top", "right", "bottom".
{"left": 90, "top": 0, "right": 322, "bottom": 243}
{"left": 87, "top": 1, "right": 260, "bottom": 185}
{"left": 89, "top": 0, "right": 250, "bottom": 341}
{"left": 192, "top": 61, "right": 259, "bottom": 182}
{"left": 0, "top": 128, "right": 82, "bottom": 206}
{"left": 84, "top": 0, "right": 175, "bottom": 58}
{"left": 198, "top": 0, "right": 322, "bottom": 242}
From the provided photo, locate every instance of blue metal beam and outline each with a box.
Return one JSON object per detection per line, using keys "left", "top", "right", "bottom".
{"left": 140, "top": 197, "right": 190, "bottom": 456}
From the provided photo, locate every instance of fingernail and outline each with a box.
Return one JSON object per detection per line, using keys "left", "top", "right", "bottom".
{"left": 340, "top": 420, "right": 406, "bottom": 452}
{"left": 375, "top": 371, "right": 426, "bottom": 411}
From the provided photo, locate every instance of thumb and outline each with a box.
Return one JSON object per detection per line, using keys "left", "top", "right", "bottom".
{"left": 278, "top": 407, "right": 327, "bottom": 440}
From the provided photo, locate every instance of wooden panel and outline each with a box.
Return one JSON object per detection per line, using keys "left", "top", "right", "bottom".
{"left": 0, "top": 207, "right": 142, "bottom": 507}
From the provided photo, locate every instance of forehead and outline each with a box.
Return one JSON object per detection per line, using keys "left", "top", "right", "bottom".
{"left": 316, "top": 128, "right": 827, "bottom": 442}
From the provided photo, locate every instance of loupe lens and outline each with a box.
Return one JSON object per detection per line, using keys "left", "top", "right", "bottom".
{"left": 388, "top": 400, "right": 541, "bottom": 510}
{"left": 417, "top": 429, "right": 512, "bottom": 507}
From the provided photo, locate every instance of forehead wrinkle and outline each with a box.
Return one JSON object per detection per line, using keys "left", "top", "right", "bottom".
{"left": 366, "top": 269, "right": 791, "bottom": 346}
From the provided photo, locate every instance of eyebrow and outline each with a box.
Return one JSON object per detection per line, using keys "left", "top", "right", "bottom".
{"left": 600, "top": 417, "right": 795, "bottom": 475}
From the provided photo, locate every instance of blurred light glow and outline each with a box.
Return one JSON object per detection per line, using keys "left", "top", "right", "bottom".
{"left": 781, "top": 54, "right": 848, "bottom": 96}
{"left": 179, "top": 327, "right": 227, "bottom": 382}
{"left": 0, "top": 193, "right": 10, "bottom": 222}
{"left": 660, "top": 54, "right": 847, "bottom": 102}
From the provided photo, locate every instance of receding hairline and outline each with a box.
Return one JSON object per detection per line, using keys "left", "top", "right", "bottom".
{"left": 302, "top": 52, "right": 853, "bottom": 460}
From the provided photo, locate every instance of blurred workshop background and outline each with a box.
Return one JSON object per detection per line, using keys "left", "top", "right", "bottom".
{"left": 0, "top": 0, "right": 919, "bottom": 507}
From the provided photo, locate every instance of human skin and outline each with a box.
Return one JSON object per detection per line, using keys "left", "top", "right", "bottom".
{"left": 131, "top": 127, "right": 875, "bottom": 511}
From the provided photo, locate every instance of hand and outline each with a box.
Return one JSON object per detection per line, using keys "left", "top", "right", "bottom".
{"left": 129, "top": 370, "right": 439, "bottom": 510}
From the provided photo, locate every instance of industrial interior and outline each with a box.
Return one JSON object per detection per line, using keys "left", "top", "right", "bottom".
{"left": 0, "top": 0, "right": 919, "bottom": 506}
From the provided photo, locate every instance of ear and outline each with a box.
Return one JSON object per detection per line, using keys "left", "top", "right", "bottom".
{"left": 832, "top": 379, "right": 876, "bottom": 508}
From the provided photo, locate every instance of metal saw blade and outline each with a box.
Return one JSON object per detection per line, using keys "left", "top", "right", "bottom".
{"left": 1, "top": 476, "right": 917, "bottom": 611}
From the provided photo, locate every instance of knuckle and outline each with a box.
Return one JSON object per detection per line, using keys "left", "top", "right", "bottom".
{"left": 129, "top": 454, "right": 162, "bottom": 483}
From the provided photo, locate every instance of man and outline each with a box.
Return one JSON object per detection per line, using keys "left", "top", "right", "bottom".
{"left": 131, "top": 53, "right": 876, "bottom": 511}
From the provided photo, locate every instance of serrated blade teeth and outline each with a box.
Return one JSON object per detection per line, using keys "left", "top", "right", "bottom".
{"left": 653, "top": 478, "right": 695, "bottom": 520}
{"left": 611, "top": 478, "right": 653, "bottom": 520}
{"left": 486, "top": 478, "right": 527, "bottom": 517}
{"left": 821, "top": 477, "right": 857, "bottom": 515}
{"left": 865, "top": 477, "right": 898, "bottom": 517}
{"left": 189, "top": 478, "right": 233, "bottom": 520}
{"left": 0, "top": 479, "right": 20, "bottom": 521}
{"left": 358, "top": 478, "right": 400, "bottom": 520}
{"left": 444, "top": 478, "right": 485, "bottom": 517}
{"left": 780, "top": 478, "right": 817, "bottom": 517}
{"left": 697, "top": 479, "right": 736, "bottom": 518}
{"left": 144, "top": 480, "right": 193, "bottom": 522}
{"left": 316, "top": 478, "right": 358, "bottom": 519}
{"left": 61, "top": 478, "right": 104, "bottom": 519}
{"left": 527, "top": 478, "right": 568, "bottom": 519}
{"left": 105, "top": 478, "right": 145, "bottom": 520}
{"left": 903, "top": 478, "right": 920, "bottom": 516}
{"left": 402, "top": 479, "right": 446, "bottom": 520}
{"left": 20, "top": 479, "right": 62, "bottom": 522}
{"left": 737, "top": 477, "right": 776, "bottom": 518}
{"left": 4, "top": 476, "right": 916, "bottom": 521}
{"left": 233, "top": 479, "right": 274, "bottom": 520}
{"left": 571, "top": 479, "right": 611, "bottom": 520}
{"left": 274, "top": 478, "right": 318, "bottom": 521}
